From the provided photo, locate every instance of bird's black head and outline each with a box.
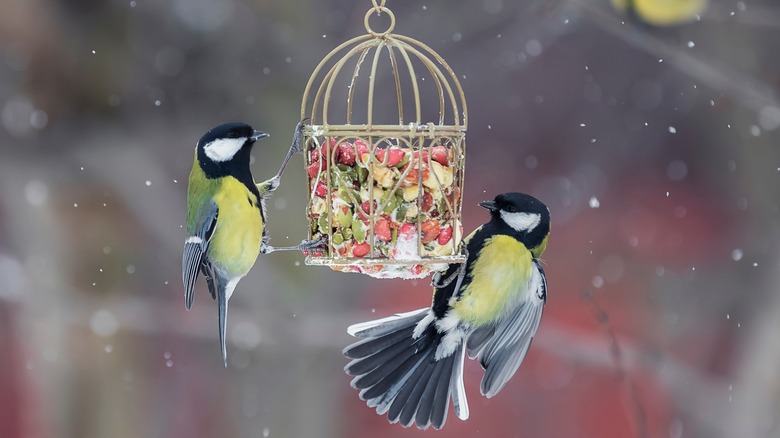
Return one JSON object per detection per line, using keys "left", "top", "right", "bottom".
{"left": 480, "top": 192, "right": 551, "bottom": 251}
{"left": 196, "top": 122, "right": 269, "bottom": 178}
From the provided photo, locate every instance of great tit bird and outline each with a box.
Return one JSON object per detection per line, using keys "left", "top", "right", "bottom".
{"left": 183, "top": 121, "right": 323, "bottom": 366}
{"left": 611, "top": 0, "right": 708, "bottom": 26}
{"left": 343, "top": 192, "right": 550, "bottom": 429}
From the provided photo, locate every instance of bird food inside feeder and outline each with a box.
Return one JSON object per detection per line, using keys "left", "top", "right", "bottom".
{"left": 305, "top": 135, "right": 463, "bottom": 279}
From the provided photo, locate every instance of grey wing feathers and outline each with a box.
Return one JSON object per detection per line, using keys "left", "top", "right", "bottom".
{"left": 466, "top": 325, "right": 495, "bottom": 359}
{"left": 537, "top": 260, "right": 548, "bottom": 302}
{"left": 182, "top": 201, "right": 218, "bottom": 310}
{"left": 477, "top": 260, "right": 546, "bottom": 398}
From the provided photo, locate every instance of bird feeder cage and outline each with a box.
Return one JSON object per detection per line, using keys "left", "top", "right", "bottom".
{"left": 301, "top": 0, "right": 467, "bottom": 279}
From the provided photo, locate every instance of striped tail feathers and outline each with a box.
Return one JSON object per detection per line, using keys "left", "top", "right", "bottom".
{"left": 199, "top": 261, "right": 234, "bottom": 367}
{"left": 344, "top": 309, "right": 469, "bottom": 429}
{"left": 450, "top": 344, "right": 469, "bottom": 422}
{"left": 217, "top": 285, "right": 228, "bottom": 367}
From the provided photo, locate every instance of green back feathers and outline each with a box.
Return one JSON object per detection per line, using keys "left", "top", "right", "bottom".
{"left": 187, "top": 153, "right": 220, "bottom": 233}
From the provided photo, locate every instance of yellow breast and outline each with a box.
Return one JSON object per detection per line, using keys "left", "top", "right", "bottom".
{"left": 611, "top": 0, "right": 707, "bottom": 26}
{"left": 208, "top": 177, "right": 264, "bottom": 277}
{"left": 454, "top": 235, "right": 532, "bottom": 325}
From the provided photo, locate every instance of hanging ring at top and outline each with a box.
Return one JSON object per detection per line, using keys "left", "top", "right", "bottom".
{"left": 364, "top": 6, "right": 395, "bottom": 37}
{"left": 370, "top": 0, "right": 387, "bottom": 8}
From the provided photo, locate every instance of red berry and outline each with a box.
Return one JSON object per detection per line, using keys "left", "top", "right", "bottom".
{"left": 354, "top": 140, "right": 369, "bottom": 157}
{"left": 437, "top": 226, "right": 453, "bottom": 245}
{"left": 375, "top": 219, "right": 392, "bottom": 242}
{"left": 413, "top": 150, "right": 430, "bottom": 163}
{"left": 358, "top": 200, "right": 374, "bottom": 219}
{"left": 400, "top": 223, "right": 416, "bottom": 238}
{"left": 431, "top": 146, "right": 449, "bottom": 166}
{"left": 307, "top": 161, "right": 322, "bottom": 179}
{"left": 387, "top": 148, "right": 406, "bottom": 166}
{"left": 337, "top": 142, "right": 356, "bottom": 165}
{"left": 314, "top": 182, "right": 328, "bottom": 197}
{"left": 325, "top": 137, "right": 337, "bottom": 153}
{"left": 356, "top": 141, "right": 370, "bottom": 165}
{"left": 374, "top": 148, "right": 386, "bottom": 164}
{"left": 315, "top": 137, "right": 337, "bottom": 164}
{"left": 375, "top": 147, "right": 406, "bottom": 167}
{"left": 420, "top": 219, "right": 441, "bottom": 244}
{"left": 352, "top": 242, "right": 370, "bottom": 257}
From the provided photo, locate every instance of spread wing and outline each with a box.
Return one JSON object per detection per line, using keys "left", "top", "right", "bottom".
{"left": 182, "top": 201, "right": 218, "bottom": 309}
{"left": 469, "top": 259, "right": 546, "bottom": 398}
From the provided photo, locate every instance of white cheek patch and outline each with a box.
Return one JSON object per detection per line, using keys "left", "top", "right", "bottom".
{"left": 500, "top": 211, "right": 541, "bottom": 232}
{"left": 204, "top": 138, "right": 246, "bottom": 162}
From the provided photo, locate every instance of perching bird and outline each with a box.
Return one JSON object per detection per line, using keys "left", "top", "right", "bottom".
{"left": 611, "top": 0, "right": 709, "bottom": 26}
{"left": 344, "top": 192, "right": 551, "bottom": 429}
{"left": 183, "top": 121, "right": 323, "bottom": 366}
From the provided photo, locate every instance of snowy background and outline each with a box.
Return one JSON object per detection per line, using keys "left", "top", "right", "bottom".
{"left": 1, "top": 0, "right": 779, "bottom": 437}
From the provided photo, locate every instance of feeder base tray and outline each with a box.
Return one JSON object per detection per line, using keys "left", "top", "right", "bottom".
{"left": 305, "top": 255, "right": 466, "bottom": 280}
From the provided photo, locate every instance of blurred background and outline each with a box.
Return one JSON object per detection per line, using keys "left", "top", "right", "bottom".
{"left": 1, "top": 0, "right": 780, "bottom": 436}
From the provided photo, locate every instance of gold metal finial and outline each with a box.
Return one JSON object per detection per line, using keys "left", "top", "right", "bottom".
{"left": 364, "top": 2, "right": 395, "bottom": 37}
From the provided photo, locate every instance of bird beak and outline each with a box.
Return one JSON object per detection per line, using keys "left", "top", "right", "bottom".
{"left": 251, "top": 130, "right": 270, "bottom": 141}
{"left": 479, "top": 200, "right": 498, "bottom": 211}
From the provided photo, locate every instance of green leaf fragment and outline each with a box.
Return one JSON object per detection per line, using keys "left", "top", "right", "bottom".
{"left": 336, "top": 206, "right": 353, "bottom": 228}
{"left": 357, "top": 166, "right": 368, "bottom": 183}
{"left": 382, "top": 195, "right": 399, "bottom": 214}
{"left": 395, "top": 204, "right": 407, "bottom": 222}
{"left": 352, "top": 217, "right": 366, "bottom": 243}
{"left": 318, "top": 214, "right": 329, "bottom": 233}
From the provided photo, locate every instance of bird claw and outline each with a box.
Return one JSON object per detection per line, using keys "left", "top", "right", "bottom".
{"left": 298, "top": 236, "right": 326, "bottom": 251}
{"left": 290, "top": 118, "right": 310, "bottom": 156}
{"left": 267, "top": 175, "right": 280, "bottom": 192}
{"left": 431, "top": 247, "right": 469, "bottom": 289}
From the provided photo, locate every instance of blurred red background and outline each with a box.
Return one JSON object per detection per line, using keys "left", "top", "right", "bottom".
{"left": 1, "top": 0, "right": 779, "bottom": 437}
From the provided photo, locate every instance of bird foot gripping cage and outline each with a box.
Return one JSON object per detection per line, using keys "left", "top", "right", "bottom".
{"left": 301, "top": 0, "right": 467, "bottom": 279}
